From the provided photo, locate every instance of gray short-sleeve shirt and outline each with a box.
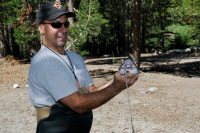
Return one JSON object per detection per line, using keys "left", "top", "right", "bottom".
{"left": 28, "top": 45, "right": 93, "bottom": 107}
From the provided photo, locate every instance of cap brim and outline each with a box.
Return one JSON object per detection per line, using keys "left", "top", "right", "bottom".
{"left": 47, "top": 12, "right": 75, "bottom": 20}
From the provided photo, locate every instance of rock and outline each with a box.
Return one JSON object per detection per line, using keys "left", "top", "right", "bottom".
{"left": 13, "top": 84, "right": 19, "bottom": 89}
{"left": 147, "top": 87, "right": 158, "bottom": 92}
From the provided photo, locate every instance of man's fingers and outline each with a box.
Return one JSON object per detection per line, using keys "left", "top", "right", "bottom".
{"left": 130, "top": 74, "right": 139, "bottom": 83}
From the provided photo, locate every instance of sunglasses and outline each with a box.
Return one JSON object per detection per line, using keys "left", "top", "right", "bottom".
{"left": 42, "top": 21, "right": 70, "bottom": 29}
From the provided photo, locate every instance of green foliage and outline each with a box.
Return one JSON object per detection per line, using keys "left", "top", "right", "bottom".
{"left": 79, "top": 50, "right": 89, "bottom": 57}
{"left": 142, "top": 0, "right": 200, "bottom": 52}
{"left": 1, "top": 0, "right": 39, "bottom": 46}
{"left": 145, "top": 36, "right": 163, "bottom": 53}
{"left": 0, "top": 0, "right": 40, "bottom": 59}
{"left": 1, "top": 0, "right": 200, "bottom": 58}
{"left": 167, "top": 0, "right": 200, "bottom": 26}
{"left": 13, "top": 26, "right": 39, "bottom": 46}
{"left": 146, "top": 37, "right": 158, "bottom": 48}
{"left": 0, "top": 0, "right": 22, "bottom": 24}
{"left": 69, "top": 0, "right": 108, "bottom": 55}
{"left": 166, "top": 24, "right": 197, "bottom": 49}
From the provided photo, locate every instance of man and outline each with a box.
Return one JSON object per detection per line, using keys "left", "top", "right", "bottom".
{"left": 28, "top": 1, "right": 139, "bottom": 133}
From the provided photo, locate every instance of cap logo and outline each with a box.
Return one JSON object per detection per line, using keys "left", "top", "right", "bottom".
{"left": 53, "top": 1, "right": 62, "bottom": 9}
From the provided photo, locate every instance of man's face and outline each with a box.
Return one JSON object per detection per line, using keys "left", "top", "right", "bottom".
{"left": 38, "top": 15, "right": 69, "bottom": 48}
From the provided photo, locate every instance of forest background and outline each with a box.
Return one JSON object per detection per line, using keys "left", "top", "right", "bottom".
{"left": 0, "top": 1, "right": 200, "bottom": 132}
{"left": 0, "top": 0, "right": 200, "bottom": 68}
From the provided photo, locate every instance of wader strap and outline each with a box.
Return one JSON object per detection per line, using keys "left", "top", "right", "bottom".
{"left": 35, "top": 87, "right": 88, "bottom": 122}
{"left": 35, "top": 106, "right": 50, "bottom": 122}
{"left": 78, "top": 87, "right": 89, "bottom": 94}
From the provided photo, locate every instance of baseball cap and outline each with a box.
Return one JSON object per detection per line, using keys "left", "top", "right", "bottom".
{"left": 36, "top": 1, "right": 75, "bottom": 24}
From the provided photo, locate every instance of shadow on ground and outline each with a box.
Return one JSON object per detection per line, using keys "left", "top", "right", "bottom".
{"left": 89, "top": 69, "right": 115, "bottom": 78}
{"left": 141, "top": 61, "right": 200, "bottom": 78}
{"left": 88, "top": 53, "right": 200, "bottom": 78}
{"left": 140, "top": 53, "right": 200, "bottom": 78}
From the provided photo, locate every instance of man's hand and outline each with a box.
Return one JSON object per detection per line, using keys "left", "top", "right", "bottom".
{"left": 112, "top": 72, "right": 139, "bottom": 91}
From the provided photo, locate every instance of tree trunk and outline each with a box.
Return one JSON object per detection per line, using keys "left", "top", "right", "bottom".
{"left": 66, "top": 0, "right": 73, "bottom": 12}
{"left": 0, "top": 25, "right": 11, "bottom": 58}
{"left": 11, "top": 28, "right": 21, "bottom": 59}
{"left": 65, "top": 0, "right": 75, "bottom": 50}
{"left": 56, "top": 0, "right": 61, "bottom": 3}
{"left": 0, "top": 30, "right": 5, "bottom": 58}
{"left": 130, "top": 0, "right": 141, "bottom": 69}
{"left": 141, "top": 10, "right": 147, "bottom": 53}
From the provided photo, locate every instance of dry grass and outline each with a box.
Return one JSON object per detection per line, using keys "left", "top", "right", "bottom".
{"left": 0, "top": 55, "right": 19, "bottom": 66}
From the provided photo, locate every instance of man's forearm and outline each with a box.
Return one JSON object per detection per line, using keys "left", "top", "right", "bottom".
{"left": 60, "top": 82, "right": 123, "bottom": 114}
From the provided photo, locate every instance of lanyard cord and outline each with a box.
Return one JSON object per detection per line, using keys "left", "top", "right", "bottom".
{"left": 125, "top": 72, "right": 135, "bottom": 133}
{"left": 43, "top": 45, "right": 78, "bottom": 80}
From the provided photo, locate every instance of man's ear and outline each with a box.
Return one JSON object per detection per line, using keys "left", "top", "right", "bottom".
{"left": 38, "top": 24, "right": 44, "bottom": 35}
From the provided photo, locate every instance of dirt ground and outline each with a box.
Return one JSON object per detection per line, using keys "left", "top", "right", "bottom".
{"left": 0, "top": 53, "right": 200, "bottom": 133}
